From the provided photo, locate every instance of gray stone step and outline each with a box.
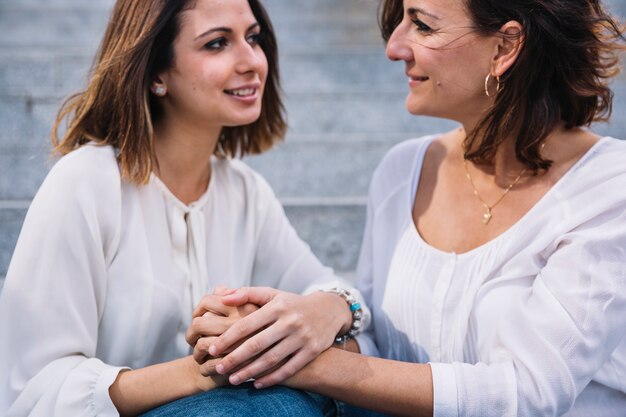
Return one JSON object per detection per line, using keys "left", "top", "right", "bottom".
{"left": 0, "top": 52, "right": 92, "bottom": 97}
{"left": 0, "top": 149, "right": 52, "bottom": 200}
{"left": 0, "top": 0, "right": 113, "bottom": 9}
{"left": 0, "top": 205, "right": 28, "bottom": 279}
{"left": 283, "top": 202, "right": 366, "bottom": 273}
{"left": 0, "top": 9, "right": 110, "bottom": 48}
{"left": 0, "top": 0, "right": 381, "bottom": 48}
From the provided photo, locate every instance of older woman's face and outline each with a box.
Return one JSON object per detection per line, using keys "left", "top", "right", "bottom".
{"left": 386, "top": 0, "right": 498, "bottom": 123}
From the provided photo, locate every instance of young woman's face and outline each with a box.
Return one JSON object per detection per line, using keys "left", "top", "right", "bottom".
{"left": 385, "top": 0, "right": 497, "bottom": 122}
{"left": 159, "top": 0, "right": 268, "bottom": 129}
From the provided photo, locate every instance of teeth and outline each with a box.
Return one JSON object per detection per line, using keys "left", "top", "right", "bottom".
{"left": 227, "top": 88, "right": 255, "bottom": 96}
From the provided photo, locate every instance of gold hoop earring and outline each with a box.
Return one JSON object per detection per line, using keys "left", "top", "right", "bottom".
{"left": 484, "top": 74, "right": 500, "bottom": 97}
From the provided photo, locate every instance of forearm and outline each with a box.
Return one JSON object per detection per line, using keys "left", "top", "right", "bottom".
{"left": 336, "top": 338, "right": 360, "bottom": 353}
{"left": 109, "top": 356, "right": 226, "bottom": 416}
{"left": 286, "top": 348, "right": 433, "bottom": 417}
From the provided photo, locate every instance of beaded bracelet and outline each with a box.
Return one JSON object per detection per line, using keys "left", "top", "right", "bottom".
{"left": 325, "top": 287, "right": 363, "bottom": 345}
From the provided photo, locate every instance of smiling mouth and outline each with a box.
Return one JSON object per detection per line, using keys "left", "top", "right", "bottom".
{"left": 225, "top": 88, "right": 256, "bottom": 97}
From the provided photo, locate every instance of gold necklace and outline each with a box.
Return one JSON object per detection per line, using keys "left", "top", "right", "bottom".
{"left": 463, "top": 160, "right": 527, "bottom": 225}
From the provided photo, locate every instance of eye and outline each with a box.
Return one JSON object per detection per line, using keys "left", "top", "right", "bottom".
{"left": 411, "top": 18, "right": 433, "bottom": 33}
{"left": 204, "top": 37, "right": 228, "bottom": 51}
{"left": 246, "top": 32, "right": 262, "bottom": 46}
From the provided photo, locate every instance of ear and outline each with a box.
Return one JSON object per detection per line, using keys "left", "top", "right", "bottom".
{"left": 491, "top": 20, "right": 524, "bottom": 76}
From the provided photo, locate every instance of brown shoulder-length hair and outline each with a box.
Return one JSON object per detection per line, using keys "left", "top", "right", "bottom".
{"left": 53, "top": 0, "right": 286, "bottom": 184}
{"left": 380, "top": 0, "right": 625, "bottom": 172}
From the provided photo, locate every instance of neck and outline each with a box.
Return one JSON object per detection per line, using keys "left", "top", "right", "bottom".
{"left": 457, "top": 123, "right": 532, "bottom": 187}
{"left": 152, "top": 116, "right": 222, "bottom": 205}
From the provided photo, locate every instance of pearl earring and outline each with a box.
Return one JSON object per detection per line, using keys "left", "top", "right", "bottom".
{"left": 152, "top": 86, "right": 167, "bottom": 96}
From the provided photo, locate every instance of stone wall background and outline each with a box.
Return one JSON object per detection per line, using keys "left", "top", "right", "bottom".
{"left": 1, "top": 0, "right": 625, "bottom": 291}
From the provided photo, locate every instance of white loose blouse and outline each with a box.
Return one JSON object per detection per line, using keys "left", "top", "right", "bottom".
{"left": 0, "top": 144, "right": 369, "bottom": 417}
{"left": 355, "top": 135, "right": 626, "bottom": 417}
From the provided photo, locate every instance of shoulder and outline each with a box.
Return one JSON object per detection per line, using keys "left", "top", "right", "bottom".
{"left": 573, "top": 137, "right": 626, "bottom": 185}
{"left": 369, "top": 135, "right": 438, "bottom": 204}
{"left": 46, "top": 144, "right": 121, "bottom": 193}
{"left": 376, "top": 135, "right": 438, "bottom": 176}
{"left": 35, "top": 144, "right": 122, "bottom": 222}
{"left": 588, "top": 136, "right": 626, "bottom": 166}
{"left": 549, "top": 137, "right": 626, "bottom": 230}
{"left": 26, "top": 144, "right": 122, "bottom": 258}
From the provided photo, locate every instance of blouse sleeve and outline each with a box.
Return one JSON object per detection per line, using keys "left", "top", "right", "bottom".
{"left": 431, "top": 199, "right": 626, "bottom": 417}
{"left": 0, "top": 147, "right": 125, "bottom": 417}
{"left": 248, "top": 172, "right": 371, "bottom": 330}
{"left": 353, "top": 190, "right": 380, "bottom": 357}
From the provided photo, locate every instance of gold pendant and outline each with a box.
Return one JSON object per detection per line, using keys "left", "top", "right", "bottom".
{"left": 482, "top": 209, "right": 492, "bottom": 225}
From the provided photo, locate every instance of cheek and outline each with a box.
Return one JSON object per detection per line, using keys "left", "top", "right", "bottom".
{"left": 258, "top": 51, "right": 269, "bottom": 83}
{"left": 412, "top": 44, "right": 442, "bottom": 72}
{"left": 199, "top": 65, "right": 226, "bottom": 92}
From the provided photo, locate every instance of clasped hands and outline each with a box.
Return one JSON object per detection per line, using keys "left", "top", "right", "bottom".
{"left": 185, "top": 285, "right": 352, "bottom": 388}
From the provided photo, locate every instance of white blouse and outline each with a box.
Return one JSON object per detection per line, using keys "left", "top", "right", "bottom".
{"left": 355, "top": 135, "right": 626, "bottom": 417}
{"left": 0, "top": 144, "right": 368, "bottom": 417}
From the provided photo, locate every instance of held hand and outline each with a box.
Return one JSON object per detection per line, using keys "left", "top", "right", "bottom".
{"left": 209, "top": 287, "right": 353, "bottom": 388}
{"left": 186, "top": 292, "right": 259, "bottom": 365}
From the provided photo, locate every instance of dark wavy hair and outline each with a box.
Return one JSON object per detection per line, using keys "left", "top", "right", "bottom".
{"left": 380, "top": 0, "right": 625, "bottom": 172}
{"left": 53, "top": 0, "right": 285, "bottom": 184}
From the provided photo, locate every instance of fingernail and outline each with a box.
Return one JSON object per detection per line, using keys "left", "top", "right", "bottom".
{"left": 209, "top": 345, "right": 217, "bottom": 356}
{"left": 230, "top": 374, "right": 241, "bottom": 385}
{"left": 216, "top": 364, "right": 224, "bottom": 374}
{"left": 254, "top": 381, "right": 264, "bottom": 389}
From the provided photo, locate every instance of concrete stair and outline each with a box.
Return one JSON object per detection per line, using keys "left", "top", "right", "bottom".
{"left": 1, "top": 0, "right": 625, "bottom": 291}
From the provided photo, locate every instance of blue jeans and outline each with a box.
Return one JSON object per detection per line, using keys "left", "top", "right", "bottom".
{"left": 140, "top": 383, "right": 391, "bottom": 417}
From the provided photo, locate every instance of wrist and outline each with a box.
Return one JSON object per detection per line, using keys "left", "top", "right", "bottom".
{"left": 330, "top": 293, "right": 353, "bottom": 335}
{"left": 309, "top": 291, "right": 352, "bottom": 335}
{"left": 184, "top": 356, "right": 226, "bottom": 393}
{"left": 322, "top": 288, "right": 363, "bottom": 345}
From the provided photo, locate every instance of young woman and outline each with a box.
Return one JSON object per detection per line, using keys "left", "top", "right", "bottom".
{"left": 195, "top": 0, "right": 626, "bottom": 416}
{"left": 0, "top": 0, "right": 367, "bottom": 415}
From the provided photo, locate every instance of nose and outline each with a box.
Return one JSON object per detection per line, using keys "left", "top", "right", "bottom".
{"left": 386, "top": 23, "right": 413, "bottom": 62}
{"left": 235, "top": 41, "right": 266, "bottom": 75}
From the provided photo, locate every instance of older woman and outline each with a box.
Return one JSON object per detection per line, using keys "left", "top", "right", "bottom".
{"left": 200, "top": 0, "right": 626, "bottom": 416}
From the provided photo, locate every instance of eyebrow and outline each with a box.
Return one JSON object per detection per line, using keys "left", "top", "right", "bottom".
{"left": 407, "top": 7, "right": 440, "bottom": 21}
{"left": 194, "top": 23, "right": 260, "bottom": 41}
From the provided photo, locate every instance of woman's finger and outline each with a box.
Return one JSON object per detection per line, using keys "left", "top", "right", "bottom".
{"left": 221, "top": 286, "right": 278, "bottom": 307}
{"left": 208, "top": 304, "right": 277, "bottom": 356}
{"left": 225, "top": 338, "right": 300, "bottom": 385}
{"left": 212, "top": 285, "right": 236, "bottom": 296}
{"left": 194, "top": 332, "right": 250, "bottom": 364}
{"left": 194, "top": 336, "right": 218, "bottom": 364}
{"left": 197, "top": 356, "right": 223, "bottom": 377}
{"left": 215, "top": 322, "right": 288, "bottom": 375}
{"left": 192, "top": 293, "right": 231, "bottom": 318}
{"left": 253, "top": 350, "right": 311, "bottom": 388}
{"left": 186, "top": 315, "right": 235, "bottom": 346}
